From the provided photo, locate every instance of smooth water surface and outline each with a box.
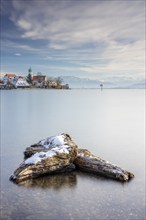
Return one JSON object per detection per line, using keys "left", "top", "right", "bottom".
{"left": 1, "top": 89, "right": 145, "bottom": 220}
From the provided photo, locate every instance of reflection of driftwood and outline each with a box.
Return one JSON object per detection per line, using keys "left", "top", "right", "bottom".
{"left": 10, "top": 133, "right": 134, "bottom": 184}
{"left": 74, "top": 149, "right": 134, "bottom": 182}
{"left": 18, "top": 172, "right": 77, "bottom": 189}
{"left": 10, "top": 163, "right": 76, "bottom": 184}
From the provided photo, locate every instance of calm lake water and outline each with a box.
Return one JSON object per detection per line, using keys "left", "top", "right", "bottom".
{"left": 1, "top": 89, "right": 145, "bottom": 220}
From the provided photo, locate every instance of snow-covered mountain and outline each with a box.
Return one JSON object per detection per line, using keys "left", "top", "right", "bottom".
{"left": 61, "top": 76, "right": 101, "bottom": 88}
{"left": 128, "top": 79, "right": 146, "bottom": 89}
{"left": 61, "top": 76, "right": 145, "bottom": 89}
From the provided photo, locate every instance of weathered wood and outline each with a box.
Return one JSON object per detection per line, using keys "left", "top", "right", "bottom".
{"left": 24, "top": 133, "right": 77, "bottom": 159}
{"left": 10, "top": 133, "right": 134, "bottom": 184}
{"left": 10, "top": 134, "right": 78, "bottom": 183}
{"left": 10, "top": 162, "right": 76, "bottom": 184}
{"left": 74, "top": 149, "right": 134, "bottom": 182}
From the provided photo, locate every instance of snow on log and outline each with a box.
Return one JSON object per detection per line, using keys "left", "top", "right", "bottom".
{"left": 10, "top": 133, "right": 134, "bottom": 184}
{"left": 10, "top": 134, "right": 78, "bottom": 183}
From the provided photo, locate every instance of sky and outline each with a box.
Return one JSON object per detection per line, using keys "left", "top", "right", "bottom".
{"left": 1, "top": 0, "right": 145, "bottom": 85}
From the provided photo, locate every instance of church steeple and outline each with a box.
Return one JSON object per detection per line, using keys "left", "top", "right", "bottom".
{"left": 28, "top": 67, "right": 32, "bottom": 74}
{"left": 27, "top": 67, "right": 33, "bottom": 84}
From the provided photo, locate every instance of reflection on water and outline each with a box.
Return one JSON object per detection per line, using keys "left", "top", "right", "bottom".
{"left": 17, "top": 172, "right": 77, "bottom": 189}
{"left": 15, "top": 170, "right": 126, "bottom": 189}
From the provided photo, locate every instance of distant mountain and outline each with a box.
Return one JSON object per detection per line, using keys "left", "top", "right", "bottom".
{"left": 61, "top": 76, "right": 146, "bottom": 89}
{"left": 61, "top": 76, "right": 115, "bottom": 89}
{"left": 61, "top": 76, "right": 100, "bottom": 88}
{"left": 128, "top": 79, "right": 146, "bottom": 89}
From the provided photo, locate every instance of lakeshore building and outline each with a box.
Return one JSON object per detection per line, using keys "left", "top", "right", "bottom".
{"left": 0, "top": 68, "right": 69, "bottom": 89}
{"left": 15, "top": 77, "right": 30, "bottom": 88}
{"left": 27, "top": 67, "right": 47, "bottom": 87}
{"left": 0, "top": 73, "right": 30, "bottom": 89}
{"left": 3, "top": 73, "right": 17, "bottom": 84}
{"left": 32, "top": 75, "right": 47, "bottom": 86}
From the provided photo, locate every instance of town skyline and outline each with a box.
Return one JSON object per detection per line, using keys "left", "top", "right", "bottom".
{"left": 1, "top": 0, "right": 145, "bottom": 87}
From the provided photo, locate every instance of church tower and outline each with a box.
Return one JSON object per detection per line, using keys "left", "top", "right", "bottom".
{"left": 27, "top": 67, "right": 33, "bottom": 83}
{"left": 28, "top": 67, "right": 33, "bottom": 79}
{"left": 28, "top": 67, "right": 33, "bottom": 76}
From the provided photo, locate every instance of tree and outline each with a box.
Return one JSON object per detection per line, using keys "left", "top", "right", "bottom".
{"left": 46, "top": 77, "right": 53, "bottom": 88}
{"left": 55, "top": 77, "right": 63, "bottom": 87}
{"left": 26, "top": 73, "right": 32, "bottom": 84}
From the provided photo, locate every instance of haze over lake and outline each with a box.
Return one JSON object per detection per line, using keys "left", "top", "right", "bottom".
{"left": 1, "top": 89, "right": 145, "bottom": 220}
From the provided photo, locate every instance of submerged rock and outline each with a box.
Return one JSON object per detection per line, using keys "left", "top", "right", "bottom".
{"left": 10, "top": 133, "right": 134, "bottom": 184}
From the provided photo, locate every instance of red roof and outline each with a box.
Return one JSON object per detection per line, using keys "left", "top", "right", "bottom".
{"left": 5, "top": 73, "right": 16, "bottom": 78}
{"left": 32, "top": 75, "right": 46, "bottom": 81}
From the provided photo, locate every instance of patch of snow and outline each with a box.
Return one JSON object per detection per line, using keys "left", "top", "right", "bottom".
{"left": 38, "top": 135, "right": 66, "bottom": 149}
{"left": 53, "top": 145, "right": 70, "bottom": 154}
{"left": 78, "top": 152, "right": 97, "bottom": 159}
{"left": 25, "top": 144, "right": 70, "bottom": 165}
{"left": 78, "top": 152, "right": 85, "bottom": 157}
{"left": 25, "top": 151, "right": 56, "bottom": 165}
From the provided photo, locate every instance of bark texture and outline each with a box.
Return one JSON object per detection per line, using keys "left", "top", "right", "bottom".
{"left": 10, "top": 133, "right": 134, "bottom": 184}
{"left": 24, "top": 133, "right": 77, "bottom": 159}
{"left": 10, "top": 134, "right": 78, "bottom": 183}
{"left": 74, "top": 149, "right": 134, "bottom": 182}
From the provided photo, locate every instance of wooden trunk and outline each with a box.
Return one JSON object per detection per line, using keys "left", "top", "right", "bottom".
{"left": 10, "top": 134, "right": 134, "bottom": 183}
{"left": 74, "top": 149, "right": 134, "bottom": 182}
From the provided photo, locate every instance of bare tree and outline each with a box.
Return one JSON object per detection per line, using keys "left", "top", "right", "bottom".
{"left": 55, "top": 77, "right": 63, "bottom": 87}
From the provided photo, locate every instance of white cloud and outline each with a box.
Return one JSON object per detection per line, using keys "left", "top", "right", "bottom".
{"left": 17, "top": 19, "right": 32, "bottom": 30}
{"left": 1, "top": 39, "right": 41, "bottom": 53}
{"left": 11, "top": 1, "right": 145, "bottom": 45}
{"left": 14, "top": 53, "right": 21, "bottom": 56}
{"left": 2, "top": 0, "right": 146, "bottom": 81}
{"left": 80, "top": 40, "right": 145, "bottom": 77}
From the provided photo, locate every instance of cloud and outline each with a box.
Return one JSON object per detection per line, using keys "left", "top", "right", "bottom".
{"left": 14, "top": 53, "right": 21, "bottom": 56}
{"left": 80, "top": 40, "right": 145, "bottom": 76}
{"left": 1, "top": 0, "right": 145, "bottom": 81}
{"left": 17, "top": 19, "right": 32, "bottom": 31}
{"left": 1, "top": 39, "right": 41, "bottom": 54}
{"left": 10, "top": 1, "right": 145, "bottom": 46}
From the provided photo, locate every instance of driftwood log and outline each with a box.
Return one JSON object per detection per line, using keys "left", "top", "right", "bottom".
{"left": 74, "top": 149, "right": 134, "bottom": 181}
{"left": 10, "top": 133, "right": 134, "bottom": 184}
{"left": 10, "top": 134, "right": 78, "bottom": 183}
